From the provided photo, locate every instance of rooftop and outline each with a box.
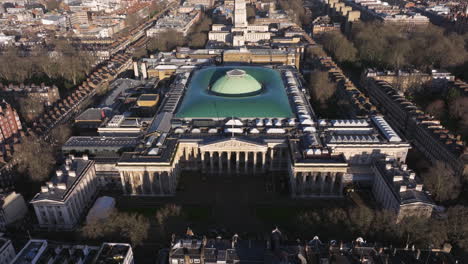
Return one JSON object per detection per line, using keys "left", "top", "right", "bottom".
{"left": 93, "top": 243, "right": 132, "bottom": 264}
{"left": 11, "top": 239, "right": 48, "bottom": 264}
{"left": 211, "top": 69, "right": 262, "bottom": 96}
{"left": 175, "top": 66, "right": 294, "bottom": 119}
{"left": 31, "top": 157, "right": 94, "bottom": 202}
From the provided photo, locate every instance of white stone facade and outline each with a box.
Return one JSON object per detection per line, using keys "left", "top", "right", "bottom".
{"left": 30, "top": 156, "right": 98, "bottom": 230}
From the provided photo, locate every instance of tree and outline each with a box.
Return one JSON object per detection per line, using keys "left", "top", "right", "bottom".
{"left": 278, "top": 0, "right": 310, "bottom": 25}
{"left": 18, "top": 97, "right": 45, "bottom": 122}
{"left": 396, "top": 216, "right": 445, "bottom": 248}
{"left": 155, "top": 204, "right": 188, "bottom": 236}
{"left": 322, "top": 32, "right": 357, "bottom": 64}
{"left": 449, "top": 97, "right": 468, "bottom": 120}
{"left": 425, "top": 99, "right": 446, "bottom": 119}
{"left": 306, "top": 46, "right": 327, "bottom": 59}
{"left": 308, "top": 70, "right": 337, "bottom": 106}
{"left": 125, "top": 13, "right": 141, "bottom": 28}
{"left": 445, "top": 206, "right": 468, "bottom": 251}
{"left": 50, "top": 124, "right": 72, "bottom": 146}
{"left": 422, "top": 160, "right": 461, "bottom": 202}
{"left": 55, "top": 40, "right": 95, "bottom": 86}
{"left": 149, "top": 0, "right": 168, "bottom": 17}
{"left": 188, "top": 33, "right": 207, "bottom": 48}
{"left": 12, "top": 135, "right": 56, "bottom": 182}
{"left": 147, "top": 30, "right": 185, "bottom": 52}
{"left": 82, "top": 211, "right": 150, "bottom": 246}
{"left": 346, "top": 206, "right": 374, "bottom": 236}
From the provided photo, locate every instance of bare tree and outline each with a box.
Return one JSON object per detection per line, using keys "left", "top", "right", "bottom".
{"left": 155, "top": 204, "right": 188, "bottom": 237}
{"left": 188, "top": 33, "right": 207, "bottom": 48}
{"left": 50, "top": 124, "right": 72, "bottom": 146}
{"left": 308, "top": 70, "right": 337, "bottom": 106}
{"left": 147, "top": 30, "right": 185, "bottom": 52}
{"left": 82, "top": 211, "right": 150, "bottom": 246}
{"left": 322, "top": 32, "right": 358, "bottom": 64}
{"left": 449, "top": 97, "right": 468, "bottom": 120}
{"left": 425, "top": 99, "right": 445, "bottom": 119}
{"left": 18, "top": 97, "right": 45, "bottom": 122}
{"left": 446, "top": 206, "right": 468, "bottom": 251}
{"left": 422, "top": 160, "right": 461, "bottom": 202}
{"left": 12, "top": 135, "right": 56, "bottom": 182}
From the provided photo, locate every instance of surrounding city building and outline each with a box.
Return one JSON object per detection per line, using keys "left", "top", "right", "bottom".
{"left": 311, "top": 15, "right": 341, "bottom": 37}
{"left": 208, "top": 0, "right": 274, "bottom": 47}
{"left": 0, "top": 237, "right": 15, "bottom": 264}
{"left": 10, "top": 239, "right": 133, "bottom": 264}
{"left": 0, "top": 100, "right": 22, "bottom": 147}
{"left": 147, "top": 9, "right": 201, "bottom": 37}
{"left": 168, "top": 229, "right": 457, "bottom": 264}
{"left": 372, "top": 158, "right": 434, "bottom": 221}
{"left": 0, "top": 83, "right": 60, "bottom": 106}
{"left": 0, "top": 191, "right": 27, "bottom": 231}
{"left": 362, "top": 78, "right": 468, "bottom": 178}
{"left": 30, "top": 155, "right": 98, "bottom": 230}
{"left": 10, "top": 239, "right": 49, "bottom": 264}
{"left": 344, "top": 0, "right": 430, "bottom": 26}
{"left": 94, "top": 243, "right": 134, "bottom": 264}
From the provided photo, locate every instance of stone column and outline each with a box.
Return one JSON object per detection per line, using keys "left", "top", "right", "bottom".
{"left": 194, "top": 148, "right": 199, "bottom": 168}
{"left": 279, "top": 148, "right": 283, "bottom": 167}
{"left": 299, "top": 173, "right": 305, "bottom": 197}
{"left": 201, "top": 152, "right": 206, "bottom": 171}
{"left": 171, "top": 170, "right": 175, "bottom": 194}
{"left": 209, "top": 151, "right": 214, "bottom": 173}
{"left": 313, "top": 172, "right": 319, "bottom": 194}
{"left": 320, "top": 173, "right": 326, "bottom": 194}
{"left": 130, "top": 172, "right": 136, "bottom": 195}
{"left": 244, "top": 152, "right": 249, "bottom": 172}
{"left": 139, "top": 173, "right": 144, "bottom": 195}
{"left": 236, "top": 152, "right": 240, "bottom": 173}
{"left": 290, "top": 171, "right": 297, "bottom": 197}
{"left": 227, "top": 152, "right": 232, "bottom": 173}
{"left": 269, "top": 149, "right": 274, "bottom": 170}
{"left": 158, "top": 173, "right": 163, "bottom": 195}
{"left": 330, "top": 173, "right": 336, "bottom": 194}
{"left": 218, "top": 152, "right": 223, "bottom": 173}
{"left": 262, "top": 152, "right": 266, "bottom": 172}
{"left": 184, "top": 147, "right": 189, "bottom": 161}
{"left": 120, "top": 172, "right": 127, "bottom": 195}
{"left": 339, "top": 173, "right": 344, "bottom": 196}
{"left": 149, "top": 172, "right": 154, "bottom": 195}
{"left": 253, "top": 152, "right": 257, "bottom": 174}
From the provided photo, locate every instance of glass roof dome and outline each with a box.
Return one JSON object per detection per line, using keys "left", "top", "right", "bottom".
{"left": 210, "top": 69, "right": 262, "bottom": 96}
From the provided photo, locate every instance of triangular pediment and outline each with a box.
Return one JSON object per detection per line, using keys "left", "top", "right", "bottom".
{"left": 200, "top": 138, "right": 267, "bottom": 151}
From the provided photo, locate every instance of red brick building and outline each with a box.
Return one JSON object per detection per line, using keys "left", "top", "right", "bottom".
{"left": 0, "top": 100, "right": 22, "bottom": 145}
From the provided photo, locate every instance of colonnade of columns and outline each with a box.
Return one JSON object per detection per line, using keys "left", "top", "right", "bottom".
{"left": 291, "top": 171, "right": 345, "bottom": 197}
{"left": 178, "top": 146, "right": 289, "bottom": 174}
{"left": 121, "top": 166, "right": 180, "bottom": 196}
{"left": 200, "top": 151, "right": 268, "bottom": 174}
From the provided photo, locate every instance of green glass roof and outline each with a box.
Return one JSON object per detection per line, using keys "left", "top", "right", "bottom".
{"left": 175, "top": 66, "right": 294, "bottom": 118}
{"left": 211, "top": 69, "right": 262, "bottom": 95}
